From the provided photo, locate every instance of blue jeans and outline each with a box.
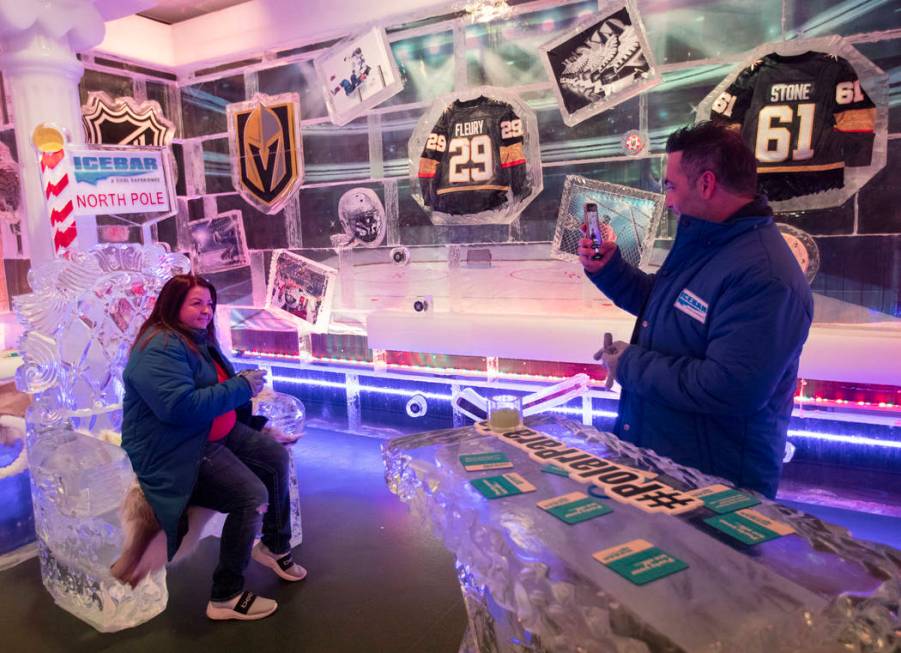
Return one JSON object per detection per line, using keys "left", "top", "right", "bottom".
{"left": 190, "top": 421, "right": 293, "bottom": 601}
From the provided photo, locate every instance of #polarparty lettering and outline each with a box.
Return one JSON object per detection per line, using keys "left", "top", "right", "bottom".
{"left": 475, "top": 422, "right": 703, "bottom": 515}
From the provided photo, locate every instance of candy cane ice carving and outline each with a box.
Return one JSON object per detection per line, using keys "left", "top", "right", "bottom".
{"left": 33, "top": 124, "right": 78, "bottom": 257}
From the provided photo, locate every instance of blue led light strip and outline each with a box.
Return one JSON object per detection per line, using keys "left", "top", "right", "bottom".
{"left": 271, "top": 374, "right": 452, "bottom": 401}
{"left": 786, "top": 430, "right": 901, "bottom": 450}
{"left": 270, "top": 375, "right": 899, "bottom": 449}
{"left": 545, "top": 405, "right": 619, "bottom": 419}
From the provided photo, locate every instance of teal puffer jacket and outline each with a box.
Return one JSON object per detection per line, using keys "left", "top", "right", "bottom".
{"left": 121, "top": 328, "right": 254, "bottom": 560}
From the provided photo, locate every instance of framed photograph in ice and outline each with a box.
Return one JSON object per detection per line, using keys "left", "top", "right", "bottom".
{"left": 331, "top": 187, "right": 386, "bottom": 249}
{"left": 697, "top": 35, "right": 888, "bottom": 212}
{"left": 266, "top": 249, "right": 337, "bottom": 331}
{"left": 315, "top": 27, "right": 403, "bottom": 127}
{"left": 188, "top": 211, "right": 249, "bottom": 274}
{"left": 539, "top": 0, "right": 659, "bottom": 127}
{"left": 551, "top": 176, "right": 664, "bottom": 268}
{"left": 227, "top": 92, "right": 303, "bottom": 214}
{"left": 409, "top": 87, "right": 543, "bottom": 226}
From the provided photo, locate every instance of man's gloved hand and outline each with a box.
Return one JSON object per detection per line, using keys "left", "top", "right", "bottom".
{"left": 594, "top": 332, "right": 629, "bottom": 390}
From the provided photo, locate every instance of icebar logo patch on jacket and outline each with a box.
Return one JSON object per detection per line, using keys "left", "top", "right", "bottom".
{"left": 674, "top": 289, "right": 708, "bottom": 324}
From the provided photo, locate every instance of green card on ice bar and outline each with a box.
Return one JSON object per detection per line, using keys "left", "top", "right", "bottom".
{"left": 704, "top": 508, "right": 794, "bottom": 545}
{"left": 540, "top": 464, "right": 570, "bottom": 477}
{"left": 593, "top": 539, "right": 688, "bottom": 585}
{"left": 538, "top": 492, "right": 612, "bottom": 524}
{"left": 690, "top": 483, "right": 760, "bottom": 513}
{"left": 470, "top": 472, "right": 536, "bottom": 500}
{"left": 459, "top": 451, "right": 513, "bottom": 472}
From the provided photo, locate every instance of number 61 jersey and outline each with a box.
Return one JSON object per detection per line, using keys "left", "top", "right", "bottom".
{"left": 710, "top": 51, "right": 876, "bottom": 202}
{"left": 418, "top": 96, "right": 528, "bottom": 215}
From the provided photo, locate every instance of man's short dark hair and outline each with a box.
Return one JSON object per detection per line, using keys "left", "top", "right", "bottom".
{"left": 666, "top": 121, "right": 758, "bottom": 196}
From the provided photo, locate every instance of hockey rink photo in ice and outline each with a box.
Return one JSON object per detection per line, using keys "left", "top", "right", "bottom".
{"left": 266, "top": 249, "right": 337, "bottom": 330}
{"left": 540, "top": 0, "right": 659, "bottom": 126}
{"left": 188, "top": 211, "right": 249, "bottom": 274}
{"left": 551, "top": 176, "right": 665, "bottom": 268}
{"left": 315, "top": 27, "right": 403, "bottom": 126}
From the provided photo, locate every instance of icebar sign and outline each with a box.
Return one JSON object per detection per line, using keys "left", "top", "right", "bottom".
{"left": 68, "top": 144, "right": 176, "bottom": 217}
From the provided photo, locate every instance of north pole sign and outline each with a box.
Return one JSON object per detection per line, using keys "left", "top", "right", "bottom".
{"left": 33, "top": 124, "right": 178, "bottom": 256}
{"left": 68, "top": 147, "right": 175, "bottom": 215}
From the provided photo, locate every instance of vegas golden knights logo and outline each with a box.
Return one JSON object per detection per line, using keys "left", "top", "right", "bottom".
{"left": 82, "top": 92, "right": 175, "bottom": 146}
{"left": 228, "top": 93, "right": 303, "bottom": 214}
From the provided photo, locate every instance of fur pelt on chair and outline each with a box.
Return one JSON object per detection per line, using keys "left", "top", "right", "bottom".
{"left": 110, "top": 481, "right": 220, "bottom": 587}
{"left": 110, "top": 422, "right": 296, "bottom": 587}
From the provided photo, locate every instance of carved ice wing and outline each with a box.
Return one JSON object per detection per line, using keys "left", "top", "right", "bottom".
{"left": 13, "top": 291, "right": 74, "bottom": 336}
{"left": 59, "top": 252, "right": 104, "bottom": 295}
{"left": 15, "top": 331, "right": 61, "bottom": 393}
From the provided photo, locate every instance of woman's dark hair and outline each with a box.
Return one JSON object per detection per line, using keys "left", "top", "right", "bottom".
{"left": 666, "top": 121, "right": 758, "bottom": 196}
{"left": 133, "top": 274, "right": 217, "bottom": 351}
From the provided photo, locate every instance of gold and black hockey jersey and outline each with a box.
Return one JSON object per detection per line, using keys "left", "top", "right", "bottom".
{"left": 418, "top": 96, "right": 528, "bottom": 215}
{"left": 711, "top": 51, "right": 876, "bottom": 201}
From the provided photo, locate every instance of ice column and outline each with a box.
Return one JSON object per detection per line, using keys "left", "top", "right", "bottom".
{"left": 0, "top": 1, "right": 109, "bottom": 264}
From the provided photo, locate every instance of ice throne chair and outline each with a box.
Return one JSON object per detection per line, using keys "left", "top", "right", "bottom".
{"left": 13, "top": 243, "right": 304, "bottom": 632}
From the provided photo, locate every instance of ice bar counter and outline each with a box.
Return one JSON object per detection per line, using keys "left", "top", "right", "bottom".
{"left": 383, "top": 415, "right": 899, "bottom": 653}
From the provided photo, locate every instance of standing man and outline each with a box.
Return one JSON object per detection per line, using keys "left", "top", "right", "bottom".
{"left": 580, "top": 121, "right": 813, "bottom": 498}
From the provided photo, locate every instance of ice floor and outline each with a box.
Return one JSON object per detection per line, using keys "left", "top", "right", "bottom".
{"left": 0, "top": 426, "right": 467, "bottom": 653}
{"left": 1, "top": 408, "right": 899, "bottom": 651}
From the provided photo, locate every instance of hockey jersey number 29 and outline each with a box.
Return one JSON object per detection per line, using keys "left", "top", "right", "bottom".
{"left": 418, "top": 96, "right": 528, "bottom": 215}
{"left": 711, "top": 51, "right": 876, "bottom": 202}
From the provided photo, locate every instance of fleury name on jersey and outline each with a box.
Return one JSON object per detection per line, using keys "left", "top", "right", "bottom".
{"left": 418, "top": 95, "right": 530, "bottom": 216}
{"left": 454, "top": 120, "right": 485, "bottom": 137}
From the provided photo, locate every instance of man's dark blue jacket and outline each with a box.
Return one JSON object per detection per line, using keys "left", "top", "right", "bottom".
{"left": 588, "top": 197, "right": 813, "bottom": 497}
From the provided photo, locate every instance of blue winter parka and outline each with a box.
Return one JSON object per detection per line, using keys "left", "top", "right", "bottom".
{"left": 121, "top": 328, "right": 259, "bottom": 560}
{"left": 587, "top": 197, "right": 813, "bottom": 497}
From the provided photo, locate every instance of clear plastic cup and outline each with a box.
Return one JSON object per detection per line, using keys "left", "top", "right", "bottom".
{"left": 488, "top": 394, "right": 522, "bottom": 431}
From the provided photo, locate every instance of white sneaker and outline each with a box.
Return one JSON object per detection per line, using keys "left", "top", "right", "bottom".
{"left": 206, "top": 591, "right": 277, "bottom": 621}
{"left": 252, "top": 542, "right": 307, "bottom": 582}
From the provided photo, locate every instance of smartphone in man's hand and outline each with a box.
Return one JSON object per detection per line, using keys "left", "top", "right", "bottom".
{"left": 584, "top": 203, "right": 603, "bottom": 260}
